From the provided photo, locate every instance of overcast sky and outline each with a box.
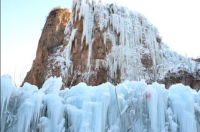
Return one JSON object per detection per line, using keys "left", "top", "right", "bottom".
{"left": 1, "top": 0, "right": 200, "bottom": 86}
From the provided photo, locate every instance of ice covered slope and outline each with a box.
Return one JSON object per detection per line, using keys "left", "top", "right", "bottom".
{"left": 1, "top": 75, "right": 200, "bottom": 132}
{"left": 47, "top": 0, "right": 199, "bottom": 88}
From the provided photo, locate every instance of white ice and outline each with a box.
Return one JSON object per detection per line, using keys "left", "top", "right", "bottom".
{"left": 1, "top": 75, "right": 200, "bottom": 132}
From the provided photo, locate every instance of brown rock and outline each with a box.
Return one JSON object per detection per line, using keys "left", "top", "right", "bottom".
{"left": 22, "top": 8, "right": 71, "bottom": 88}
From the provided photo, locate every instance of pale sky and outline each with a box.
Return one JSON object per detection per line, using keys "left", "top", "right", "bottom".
{"left": 1, "top": 0, "right": 200, "bottom": 86}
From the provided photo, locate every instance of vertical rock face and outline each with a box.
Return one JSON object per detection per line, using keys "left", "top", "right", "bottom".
{"left": 23, "top": 0, "right": 199, "bottom": 89}
{"left": 23, "top": 8, "right": 71, "bottom": 88}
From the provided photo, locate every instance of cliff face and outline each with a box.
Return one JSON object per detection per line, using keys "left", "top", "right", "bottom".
{"left": 23, "top": 8, "right": 71, "bottom": 88}
{"left": 43, "top": 1, "right": 165, "bottom": 88}
{"left": 23, "top": 0, "right": 200, "bottom": 89}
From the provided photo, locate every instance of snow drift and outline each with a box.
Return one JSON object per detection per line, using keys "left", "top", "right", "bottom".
{"left": 1, "top": 75, "right": 200, "bottom": 132}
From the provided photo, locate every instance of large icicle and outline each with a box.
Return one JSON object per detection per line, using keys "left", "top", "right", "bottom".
{"left": 169, "top": 84, "right": 197, "bottom": 132}
{"left": 1, "top": 75, "right": 16, "bottom": 132}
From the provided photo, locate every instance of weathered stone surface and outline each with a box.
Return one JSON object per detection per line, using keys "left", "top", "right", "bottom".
{"left": 22, "top": 8, "right": 71, "bottom": 88}
{"left": 163, "top": 69, "right": 200, "bottom": 91}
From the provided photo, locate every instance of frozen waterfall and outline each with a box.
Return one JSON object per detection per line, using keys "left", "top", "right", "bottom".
{"left": 1, "top": 75, "right": 200, "bottom": 132}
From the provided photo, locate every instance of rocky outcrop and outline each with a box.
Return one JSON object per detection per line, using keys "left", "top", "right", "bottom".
{"left": 163, "top": 70, "right": 200, "bottom": 90}
{"left": 22, "top": 8, "right": 71, "bottom": 88}
{"left": 46, "top": 1, "right": 164, "bottom": 88}
{"left": 193, "top": 58, "right": 200, "bottom": 63}
{"left": 162, "top": 58, "right": 200, "bottom": 90}
{"left": 23, "top": 0, "right": 199, "bottom": 89}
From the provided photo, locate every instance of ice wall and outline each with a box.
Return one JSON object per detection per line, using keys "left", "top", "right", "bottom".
{"left": 1, "top": 75, "right": 200, "bottom": 132}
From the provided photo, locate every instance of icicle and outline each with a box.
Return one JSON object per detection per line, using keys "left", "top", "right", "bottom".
{"left": 1, "top": 75, "right": 16, "bottom": 119}
{"left": 1, "top": 75, "right": 16, "bottom": 132}
{"left": 146, "top": 86, "right": 158, "bottom": 132}
{"left": 168, "top": 84, "right": 197, "bottom": 132}
{"left": 87, "top": 39, "right": 94, "bottom": 70}
{"left": 65, "top": 29, "right": 77, "bottom": 68}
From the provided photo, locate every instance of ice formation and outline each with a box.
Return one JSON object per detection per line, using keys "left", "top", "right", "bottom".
{"left": 1, "top": 75, "right": 200, "bottom": 132}
{"left": 48, "top": 0, "right": 199, "bottom": 86}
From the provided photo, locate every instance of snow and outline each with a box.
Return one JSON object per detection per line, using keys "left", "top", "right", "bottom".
{"left": 1, "top": 75, "right": 200, "bottom": 132}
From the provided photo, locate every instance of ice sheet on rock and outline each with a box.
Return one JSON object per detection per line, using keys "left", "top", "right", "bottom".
{"left": 65, "top": 29, "right": 77, "bottom": 68}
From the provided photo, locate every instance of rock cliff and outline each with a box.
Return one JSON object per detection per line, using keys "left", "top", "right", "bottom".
{"left": 23, "top": 8, "right": 71, "bottom": 88}
{"left": 23, "top": 0, "right": 200, "bottom": 89}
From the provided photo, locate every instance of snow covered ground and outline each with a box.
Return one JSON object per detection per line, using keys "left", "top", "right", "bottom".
{"left": 1, "top": 75, "right": 200, "bottom": 132}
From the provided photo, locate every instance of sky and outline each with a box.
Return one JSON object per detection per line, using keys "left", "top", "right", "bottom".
{"left": 1, "top": 0, "right": 200, "bottom": 86}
